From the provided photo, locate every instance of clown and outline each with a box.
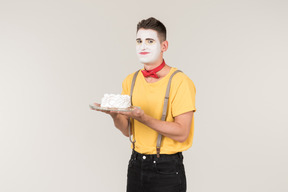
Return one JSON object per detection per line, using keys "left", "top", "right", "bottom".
{"left": 93, "top": 17, "right": 196, "bottom": 192}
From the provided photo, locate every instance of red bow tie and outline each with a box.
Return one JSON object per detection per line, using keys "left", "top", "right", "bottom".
{"left": 141, "top": 60, "right": 166, "bottom": 79}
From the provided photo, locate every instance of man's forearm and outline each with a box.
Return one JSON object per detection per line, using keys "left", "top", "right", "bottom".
{"left": 110, "top": 113, "right": 130, "bottom": 137}
{"left": 136, "top": 112, "right": 193, "bottom": 143}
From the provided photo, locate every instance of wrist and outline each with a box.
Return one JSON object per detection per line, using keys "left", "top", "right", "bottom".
{"left": 110, "top": 113, "right": 119, "bottom": 119}
{"left": 138, "top": 113, "right": 147, "bottom": 123}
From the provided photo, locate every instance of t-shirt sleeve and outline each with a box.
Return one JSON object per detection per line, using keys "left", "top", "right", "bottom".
{"left": 171, "top": 76, "right": 196, "bottom": 117}
{"left": 121, "top": 74, "right": 132, "bottom": 95}
{"left": 121, "top": 78, "right": 129, "bottom": 95}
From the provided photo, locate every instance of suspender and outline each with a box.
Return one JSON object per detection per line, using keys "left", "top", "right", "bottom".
{"left": 156, "top": 70, "right": 182, "bottom": 157}
{"left": 128, "top": 70, "right": 140, "bottom": 150}
{"left": 129, "top": 70, "right": 182, "bottom": 158}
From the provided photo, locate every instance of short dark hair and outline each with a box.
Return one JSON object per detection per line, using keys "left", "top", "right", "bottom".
{"left": 136, "top": 17, "right": 167, "bottom": 42}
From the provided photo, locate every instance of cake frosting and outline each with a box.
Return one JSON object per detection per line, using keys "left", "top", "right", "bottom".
{"left": 100, "top": 94, "right": 131, "bottom": 108}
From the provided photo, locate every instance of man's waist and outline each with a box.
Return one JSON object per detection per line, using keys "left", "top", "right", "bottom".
{"left": 131, "top": 150, "right": 183, "bottom": 160}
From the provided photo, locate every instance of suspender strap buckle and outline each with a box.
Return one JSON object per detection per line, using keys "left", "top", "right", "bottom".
{"left": 156, "top": 147, "right": 160, "bottom": 158}
{"left": 132, "top": 142, "right": 135, "bottom": 151}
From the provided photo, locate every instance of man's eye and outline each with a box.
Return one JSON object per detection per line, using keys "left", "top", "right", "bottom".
{"left": 136, "top": 40, "right": 142, "bottom": 44}
{"left": 146, "top": 40, "right": 155, "bottom": 44}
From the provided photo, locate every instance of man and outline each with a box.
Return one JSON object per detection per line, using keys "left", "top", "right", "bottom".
{"left": 94, "top": 17, "right": 196, "bottom": 192}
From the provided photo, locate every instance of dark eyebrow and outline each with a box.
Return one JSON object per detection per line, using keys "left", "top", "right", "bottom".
{"left": 136, "top": 38, "right": 155, "bottom": 41}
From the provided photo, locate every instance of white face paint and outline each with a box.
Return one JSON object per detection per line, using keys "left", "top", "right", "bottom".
{"left": 136, "top": 29, "right": 162, "bottom": 64}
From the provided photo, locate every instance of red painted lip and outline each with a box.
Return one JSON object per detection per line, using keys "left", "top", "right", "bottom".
{"left": 139, "top": 52, "right": 150, "bottom": 55}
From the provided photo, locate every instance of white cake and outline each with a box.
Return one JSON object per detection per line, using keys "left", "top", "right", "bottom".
{"left": 100, "top": 94, "right": 131, "bottom": 108}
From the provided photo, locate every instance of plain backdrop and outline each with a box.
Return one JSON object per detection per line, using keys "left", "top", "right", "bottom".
{"left": 0, "top": 0, "right": 287, "bottom": 191}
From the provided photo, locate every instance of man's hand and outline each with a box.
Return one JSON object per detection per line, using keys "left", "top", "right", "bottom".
{"left": 117, "top": 107, "right": 144, "bottom": 121}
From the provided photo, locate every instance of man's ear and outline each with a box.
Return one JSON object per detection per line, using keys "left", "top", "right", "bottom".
{"left": 161, "top": 40, "right": 168, "bottom": 52}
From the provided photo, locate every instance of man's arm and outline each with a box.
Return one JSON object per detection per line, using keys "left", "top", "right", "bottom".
{"left": 92, "top": 103, "right": 194, "bottom": 142}
{"left": 93, "top": 103, "right": 130, "bottom": 137}
{"left": 119, "top": 108, "right": 194, "bottom": 143}
{"left": 142, "top": 111, "right": 193, "bottom": 143}
{"left": 110, "top": 113, "right": 130, "bottom": 137}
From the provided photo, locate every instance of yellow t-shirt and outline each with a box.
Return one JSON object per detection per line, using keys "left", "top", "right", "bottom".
{"left": 122, "top": 67, "right": 196, "bottom": 154}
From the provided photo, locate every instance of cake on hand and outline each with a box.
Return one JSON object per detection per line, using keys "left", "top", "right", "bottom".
{"left": 101, "top": 94, "right": 131, "bottom": 109}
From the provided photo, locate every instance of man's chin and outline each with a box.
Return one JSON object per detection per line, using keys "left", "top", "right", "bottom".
{"left": 140, "top": 61, "right": 151, "bottom": 64}
{"left": 138, "top": 58, "right": 155, "bottom": 64}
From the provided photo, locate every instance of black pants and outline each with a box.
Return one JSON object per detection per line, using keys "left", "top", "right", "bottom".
{"left": 126, "top": 150, "right": 186, "bottom": 192}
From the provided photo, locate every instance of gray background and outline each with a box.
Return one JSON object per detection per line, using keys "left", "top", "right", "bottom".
{"left": 1, "top": 0, "right": 287, "bottom": 191}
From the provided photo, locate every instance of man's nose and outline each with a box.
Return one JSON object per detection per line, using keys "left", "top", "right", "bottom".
{"left": 140, "top": 42, "right": 147, "bottom": 50}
